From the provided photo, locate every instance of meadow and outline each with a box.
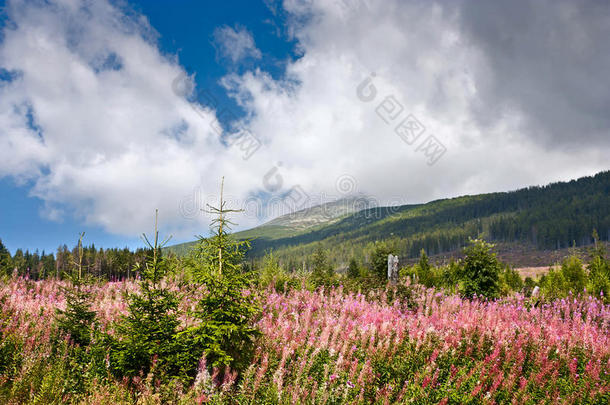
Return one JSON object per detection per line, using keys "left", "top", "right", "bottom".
{"left": 1, "top": 274, "right": 608, "bottom": 404}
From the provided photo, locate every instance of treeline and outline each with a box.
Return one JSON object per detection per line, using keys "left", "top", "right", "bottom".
{"left": 0, "top": 238, "right": 151, "bottom": 280}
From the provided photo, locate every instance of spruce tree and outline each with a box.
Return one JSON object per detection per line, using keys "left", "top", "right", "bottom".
{"left": 312, "top": 245, "right": 332, "bottom": 282}
{"left": 55, "top": 233, "right": 96, "bottom": 347}
{"left": 109, "top": 211, "right": 183, "bottom": 379}
{"left": 347, "top": 258, "right": 360, "bottom": 278}
{"left": 0, "top": 239, "right": 12, "bottom": 277}
{"left": 457, "top": 239, "right": 502, "bottom": 299}
{"left": 587, "top": 243, "right": 609, "bottom": 301}
{"left": 371, "top": 242, "right": 394, "bottom": 279}
{"left": 185, "top": 177, "right": 261, "bottom": 371}
{"left": 417, "top": 249, "right": 434, "bottom": 287}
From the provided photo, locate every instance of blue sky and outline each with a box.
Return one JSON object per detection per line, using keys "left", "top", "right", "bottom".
{"left": 1, "top": 0, "right": 608, "bottom": 256}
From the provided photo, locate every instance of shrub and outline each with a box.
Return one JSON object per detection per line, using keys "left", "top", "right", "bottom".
{"left": 500, "top": 265, "right": 524, "bottom": 294}
{"left": 523, "top": 276, "right": 537, "bottom": 296}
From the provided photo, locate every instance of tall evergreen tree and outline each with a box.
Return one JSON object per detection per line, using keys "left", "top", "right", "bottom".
{"left": 185, "top": 177, "right": 261, "bottom": 371}
{"left": 12, "top": 249, "right": 25, "bottom": 276}
{"left": 417, "top": 249, "right": 435, "bottom": 287}
{"left": 55, "top": 233, "right": 97, "bottom": 347}
{"left": 457, "top": 239, "right": 502, "bottom": 299}
{"left": 347, "top": 258, "right": 360, "bottom": 278}
{"left": 312, "top": 244, "right": 332, "bottom": 281}
{"left": 370, "top": 242, "right": 394, "bottom": 279}
{"left": 109, "top": 211, "right": 183, "bottom": 379}
{"left": 0, "top": 239, "right": 12, "bottom": 276}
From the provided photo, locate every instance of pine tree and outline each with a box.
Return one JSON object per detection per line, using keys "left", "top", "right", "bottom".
{"left": 12, "top": 249, "right": 25, "bottom": 276}
{"left": 560, "top": 255, "right": 586, "bottom": 294}
{"left": 109, "top": 211, "right": 183, "bottom": 379}
{"left": 312, "top": 244, "right": 332, "bottom": 282}
{"left": 185, "top": 177, "right": 261, "bottom": 371}
{"left": 370, "top": 242, "right": 394, "bottom": 279}
{"left": 0, "top": 239, "right": 12, "bottom": 277}
{"left": 260, "top": 250, "right": 283, "bottom": 288}
{"left": 417, "top": 249, "right": 434, "bottom": 287}
{"left": 587, "top": 243, "right": 609, "bottom": 302}
{"left": 347, "top": 258, "right": 360, "bottom": 278}
{"left": 457, "top": 238, "right": 502, "bottom": 299}
{"left": 55, "top": 233, "right": 97, "bottom": 347}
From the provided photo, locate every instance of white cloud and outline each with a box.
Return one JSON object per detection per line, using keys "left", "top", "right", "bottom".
{"left": 0, "top": 0, "right": 262, "bottom": 237}
{"left": 213, "top": 25, "right": 262, "bottom": 63}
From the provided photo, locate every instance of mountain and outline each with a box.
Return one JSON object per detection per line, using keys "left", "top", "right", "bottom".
{"left": 167, "top": 195, "right": 375, "bottom": 256}
{"left": 168, "top": 171, "right": 610, "bottom": 268}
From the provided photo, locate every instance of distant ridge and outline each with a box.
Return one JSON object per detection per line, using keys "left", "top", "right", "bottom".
{"left": 168, "top": 171, "right": 610, "bottom": 267}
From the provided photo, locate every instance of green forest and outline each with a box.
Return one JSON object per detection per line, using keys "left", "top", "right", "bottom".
{"left": 233, "top": 170, "right": 610, "bottom": 269}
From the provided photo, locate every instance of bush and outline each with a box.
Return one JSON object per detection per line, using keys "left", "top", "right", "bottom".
{"left": 500, "top": 266, "right": 524, "bottom": 294}
{"left": 523, "top": 276, "right": 537, "bottom": 297}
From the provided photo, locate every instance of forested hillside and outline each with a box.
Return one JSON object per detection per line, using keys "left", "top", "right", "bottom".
{"left": 170, "top": 171, "right": 610, "bottom": 269}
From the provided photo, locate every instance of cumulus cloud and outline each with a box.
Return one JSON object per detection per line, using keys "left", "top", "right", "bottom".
{"left": 0, "top": 0, "right": 608, "bottom": 240}
{"left": 213, "top": 25, "right": 262, "bottom": 63}
{"left": 0, "top": 0, "right": 262, "bottom": 236}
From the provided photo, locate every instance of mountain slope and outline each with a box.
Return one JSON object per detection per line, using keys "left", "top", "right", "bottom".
{"left": 167, "top": 195, "right": 375, "bottom": 256}
{"left": 168, "top": 171, "right": 610, "bottom": 266}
